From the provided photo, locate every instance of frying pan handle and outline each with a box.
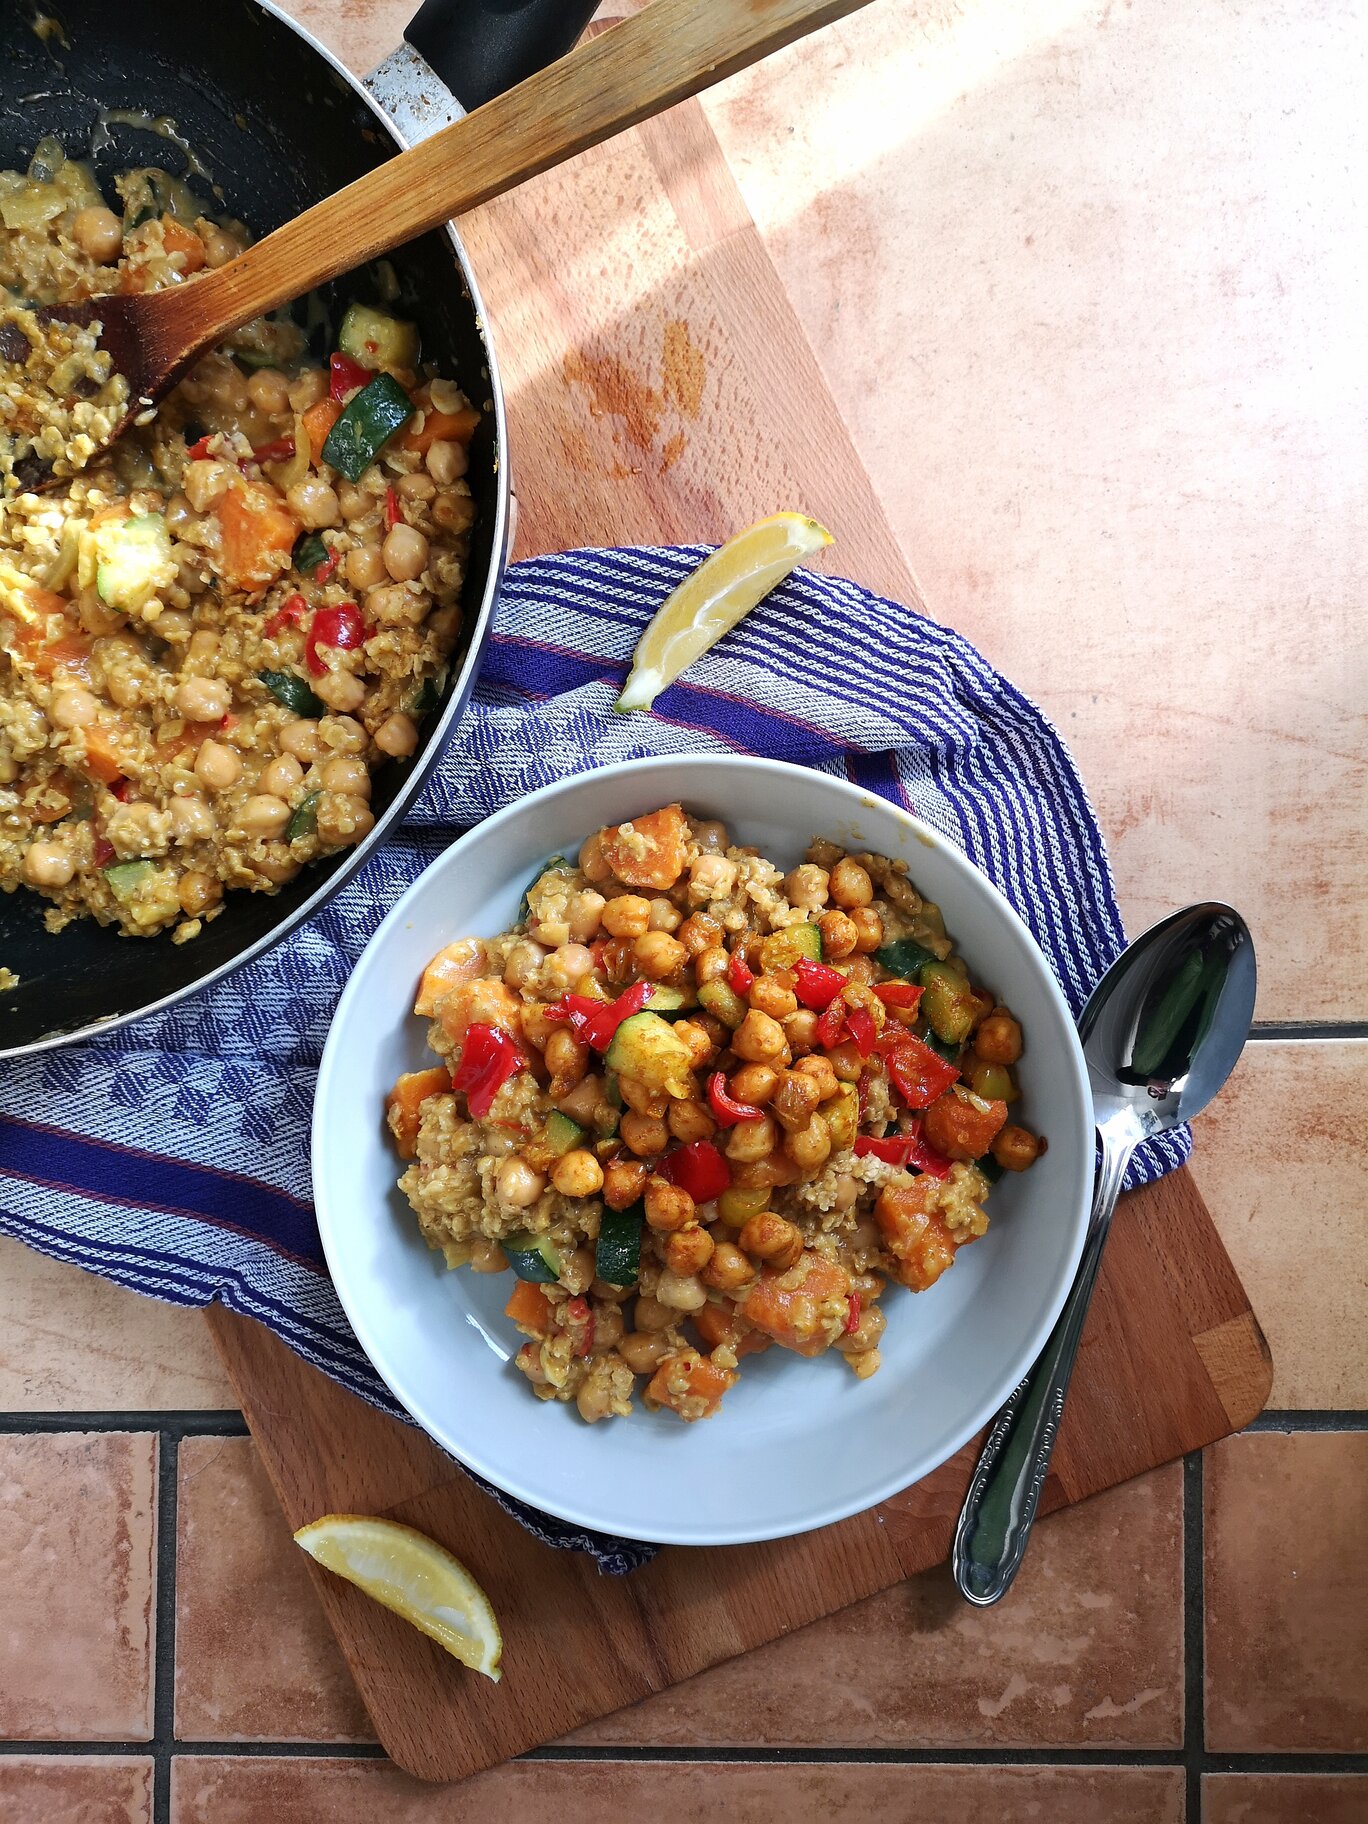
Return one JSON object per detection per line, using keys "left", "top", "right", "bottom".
{"left": 405, "top": 0, "right": 604, "bottom": 112}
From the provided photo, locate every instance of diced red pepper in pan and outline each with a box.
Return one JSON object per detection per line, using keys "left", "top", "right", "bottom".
{"left": 706, "top": 1071, "right": 763, "bottom": 1128}
{"left": 727, "top": 951, "right": 754, "bottom": 996}
{"left": 186, "top": 434, "right": 215, "bottom": 460}
{"left": 657, "top": 1139, "right": 732, "bottom": 1203}
{"left": 853, "top": 1125, "right": 953, "bottom": 1178}
{"left": 252, "top": 435, "right": 296, "bottom": 465}
{"left": 876, "top": 1030, "right": 960, "bottom": 1112}
{"left": 815, "top": 997, "right": 848, "bottom": 1050}
{"left": 329, "top": 350, "right": 372, "bottom": 401}
{"left": 93, "top": 835, "right": 115, "bottom": 866}
{"left": 108, "top": 777, "right": 132, "bottom": 802}
{"left": 304, "top": 602, "right": 366, "bottom": 675}
{"left": 874, "top": 981, "right": 923, "bottom": 1011}
{"left": 384, "top": 485, "right": 403, "bottom": 530}
{"left": 844, "top": 1003, "right": 878, "bottom": 1059}
{"left": 546, "top": 979, "right": 652, "bottom": 1053}
{"left": 793, "top": 958, "right": 845, "bottom": 1010}
{"left": 844, "top": 1293, "right": 862, "bottom": 1335}
{"left": 263, "top": 592, "right": 309, "bottom": 639}
{"left": 450, "top": 1021, "right": 524, "bottom": 1119}
{"left": 313, "top": 548, "right": 339, "bottom": 585}
{"left": 566, "top": 1295, "right": 595, "bottom": 1357}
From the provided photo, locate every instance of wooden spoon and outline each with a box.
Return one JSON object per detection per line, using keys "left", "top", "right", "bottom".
{"left": 34, "top": 0, "right": 874, "bottom": 467}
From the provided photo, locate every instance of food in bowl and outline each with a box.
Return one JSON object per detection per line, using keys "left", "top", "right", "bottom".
{"left": 387, "top": 802, "right": 1045, "bottom": 1425}
{"left": 0, "top": 137, "right": 478, "bottom": 941}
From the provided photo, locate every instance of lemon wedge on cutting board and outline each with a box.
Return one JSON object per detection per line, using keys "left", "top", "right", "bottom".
{"left": 615, "top": 511, "right": 833, "bottom": 712}
{"left": 294, "top": 1515, "right": 503, "bottom": 1681}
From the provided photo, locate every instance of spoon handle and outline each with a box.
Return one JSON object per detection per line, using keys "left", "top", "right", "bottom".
{"left": 951, "top": 1130, "right": 1135, "bottom": 1605}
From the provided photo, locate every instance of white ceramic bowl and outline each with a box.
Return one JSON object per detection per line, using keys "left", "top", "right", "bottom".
{"left": 313, "top": 756, "right": 1092, "bottom": 1545}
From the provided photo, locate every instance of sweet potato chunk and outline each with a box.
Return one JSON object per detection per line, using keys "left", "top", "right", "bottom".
{"left": 214, "top": 477, "right": 299, "bottom": 595}
{"left": 599, "top": 803, "right": 688, "bottom": 890}
{"left": 922, "top": 1087, "right": 1008, "bottom": 1162}
{"left": 385, "top": 1067, "right": 450, "bottom": 1158}
{"left": 646, "top": 1347, "right": 736, "bottom": 1420}
{"left": 875, "top": 1180, "right": 960, "bottom": 1292}
{"left": 739, "top": 1252, "right": 851, "bottom": 1357}
{"left": 693, "top": 1302, "right": 770, "bottom": 1359}
{"left": 415, "top": 937, "right": 487, "bottom": 1017}
{"left": 504, "top": 1280, "right": 554, "bottom": 1336}
{"left": 434, "top": 975, "right": 521, "bottom": 1046}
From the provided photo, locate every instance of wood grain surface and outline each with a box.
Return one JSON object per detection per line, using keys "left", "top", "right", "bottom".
{"left": 208, "top": 42, "right": 1271, "bottom": 1786}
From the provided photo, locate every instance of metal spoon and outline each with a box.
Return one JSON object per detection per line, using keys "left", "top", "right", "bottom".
{"left": 952, "top": 902, "right": 1256, "bottom": 1606}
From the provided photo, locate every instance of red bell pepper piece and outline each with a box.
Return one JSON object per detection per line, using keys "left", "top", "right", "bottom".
{"left": 451, "top": 1021, "right": 524, "bottom": 1119}
{"left": 384, "top": 485, "right": 403, "bottom": 530}
{"left": 547, "top": 979, "right": 652, "bottom": 1053}
{"left": 93, "top": 835, "right": 115, "bottom": 866}
{"left": 108, "top": 777, "right": 132, "bottom": 802}
{"left": 845, "top": 1003, "right": 878, "bottom": 1059}
{"left": 186, "top": 434, "right": 215, "bottom": 460}
{"left": 314, "top": 548, "right": 339, "bottom": 585}
{"left": 252, "top": 435, "right": 296, "bottom": 464}
{"left": 844, "top": 1293, "right": 862, "bottom": 1335}
{"left": 877, "top": 1031, "right": 960, "bottom": 1111}
{"left": 793, "top": 958, "right": 845, "bottom": 1010}
{"left": 706, "top": 1071, "right": 763, "bottom": 1128}
{"left": 304, "top": 602, "right": 366, "bottom": 675}
{"left": 329, "top": 350, "right": 372, "bottom": 401}
{"left": 263, "top": 592, "right": 308, "bottom": 638}
{"left": 566, "top": 1295, "right": 595, "bottom": 1356}
{"left": 874, "top": 981, "right": 923, "bottom": 1011}
{"left": 854, "top": 1124, "right": 954, "bottom": 1179}
{"left": 727, "top": 950, "right": 754, "bottom": 996}
{"left": 815, "top": 997, "right": 848, "bottom": 1049}
{"left": 657, "top": 1140, "right": 732, "bottom": 1203}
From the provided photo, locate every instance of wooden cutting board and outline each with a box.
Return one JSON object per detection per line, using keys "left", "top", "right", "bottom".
{"left": 207, "top": 81, "right": 1271, "bottom": 1782}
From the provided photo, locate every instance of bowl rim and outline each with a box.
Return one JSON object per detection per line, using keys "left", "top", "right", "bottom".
{"left": 313, "top": 753, "right": 1094, "bottom": 1545}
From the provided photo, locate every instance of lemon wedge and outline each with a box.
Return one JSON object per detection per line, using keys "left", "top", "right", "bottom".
{"left": 615, "top": 511, "right": 833, "bottom": 712}
{"left": 294, "top": 1515, "right": 503, "bottom": 1681}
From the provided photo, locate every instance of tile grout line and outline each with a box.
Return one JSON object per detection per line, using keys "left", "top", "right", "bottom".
{"left": 1183, "top": 1450, "right": 1205, "bottom": 1823}
{"left": 153, "top": 1431, "right": 179, "bottom": 1824}
{"left": 0, "top": 1412, "right": 248, "bottom": 1436}
{"left": 1247, "top": 1022, "right": 1368, "bottom": 1041}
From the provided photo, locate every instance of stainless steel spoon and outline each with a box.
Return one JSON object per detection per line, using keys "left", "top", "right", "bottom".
{"left": 952, "top": 902, "right": 1257, "bottom": 1606}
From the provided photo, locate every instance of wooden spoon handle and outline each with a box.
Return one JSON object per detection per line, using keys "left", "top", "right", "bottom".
{"left": 177, "top": 0, "right": 872, "bottom": 348}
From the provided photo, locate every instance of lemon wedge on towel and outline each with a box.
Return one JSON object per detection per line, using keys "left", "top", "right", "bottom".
{"left": 615, "top": 511, "right": 833, "bottom": 712}
{"left": 294, "top": 1515, "right": 503, "bottom": 1681}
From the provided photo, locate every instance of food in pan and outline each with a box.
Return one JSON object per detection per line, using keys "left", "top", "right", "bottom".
{"left": 0, "top": 139, "right": 477, "bottom": 940}
{"left": 388, "top": 803, "right": 1045, "bottom": 1424}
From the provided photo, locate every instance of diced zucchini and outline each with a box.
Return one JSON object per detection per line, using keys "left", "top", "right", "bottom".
{"left": 603, "top": 1010, "right": 693, "bottom": 1097}
{"left": 544, "top": 1111, "right": 585, "bottom": 1157}
{"left": 337, "top": 302, "right": 419, "bottom": 372}
{"left": 645, "top": 984, "right": 688, "bottom": 1015}
{"left": 602, "top": 1068, "right": 623, "bottom": 1110}
{"left": 978, "top": 1154, "right": 1005, "bottom": 1185}
{"left": 321, "top": 372, "right": 414, "bottom": 481}
{"left": 517, "top": 853, "right": 568, "bottom": 924}
{"left": 595, "top": 1206, "right": 643, "bottom": 1288}
{"left": 82, "top": 512, "right": 175, "bottom": 613}
{"left": 259, "top": 670, "right": 325, "bottom": 719}
{"left": 922, "top": 1028, "right": 962, "bottom": 1063}
{"left": 760, "top": 923, "right": 822, "bottom": 973}
{"left": 286, "top": 790, "right": 321, "bottom": 843}
{"left": 874, "top": 938, "right": 935, "bottom": 979}
{"left": 920, "top": 961, "right": 978, "bottom": 1047}
{"left": 825, "top": 1084, "right": 859, "bottom": 1150}
{"left": 503, "top": 1232, "right": 561, "bottom": 1284}
{"left": 104, "top": 858, "right": 155, "bottom": 903}
{"left": 293, "top": 531, "right": 330, "bottom": 574}
{"left": 696, "top": 980, "right": 746, "bottom": 1028}
{"left": 403, "top": 670, "right": 446, "bottom": 719}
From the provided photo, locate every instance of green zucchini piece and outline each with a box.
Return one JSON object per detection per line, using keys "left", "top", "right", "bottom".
{"left": 760, "top": 923, "right": 822, "bottom": 972}
{"left": 696, "top": 979, "right": 747, "bottom": 1028}
{"left": 978, "top": 1154, "right": 1005, "bottom": 1186}
{"left": 293, "top": 531, "right": 330, "bottom": 575}
{"left": 87, "top": 512, "right": 175, "bottom": 613}
{"left": 645, "top": 984, "right": 688, "bottom": 1015}
{"left": 604, "top": 1010, "right": 694, "bottom": 1095}
{"left": 602, "top": 1068, "right": 623, "bottom": 1110}
{"left": 320, "top": 372, "right": 414, "bottom": 481}
{"left": 873, "top": 938, "right": 935, "bottom": 979}
{"left": 286, "top": 790, "right": 321, "bottom": 843}
{"left": 595, "top": 1205, "right": 643, "bottom": 1288}
{"left": 919, "top": 960, "right": 978, "bottom": 1047}
{"left": 259, "top": 670, "right": 325, "bottom": 719}
{"left": 104, "top": 859, "right": 155, "bottom": 902}
{"left": 517, "top": 853, "right": 569, "bottom": 924}
{"left": 503, "top": 1231, "right": 560, "bottom": 1284}
{"left": 403, "top": 671, "right": 446, "bottom": 719}
{"left": 922, "top": 1028, "right": 962, "bottom": 1064}
{"left": 545, "top": 1111, "right": 585, "bottom": 1157}
{"left": 338, "top": 302, "right": 419, "bottom": 371}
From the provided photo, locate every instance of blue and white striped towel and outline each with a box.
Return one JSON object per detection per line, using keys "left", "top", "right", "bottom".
{"left": 0, "top": 546, "right": 1189, "bottom": 1573}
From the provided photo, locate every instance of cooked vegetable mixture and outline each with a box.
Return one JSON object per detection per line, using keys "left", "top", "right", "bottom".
{"left": 0, "top": 138, "right": 478, "bottom": 940}
{"left": 389, "top": 805, "right": 1046, "bottom": 1424}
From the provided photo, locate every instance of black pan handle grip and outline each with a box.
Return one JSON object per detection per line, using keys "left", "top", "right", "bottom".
{"left": 406, "top": 0, "right": 604, "bottom": 112}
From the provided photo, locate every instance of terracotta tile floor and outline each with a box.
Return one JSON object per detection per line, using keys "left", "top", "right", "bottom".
{"left": 3, "top": 1, "right": 1365, "bottom": 1820}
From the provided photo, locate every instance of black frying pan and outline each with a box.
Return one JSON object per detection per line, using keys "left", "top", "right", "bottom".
{"left": 0, "top": 0, "right": 598, "bottom": 1055}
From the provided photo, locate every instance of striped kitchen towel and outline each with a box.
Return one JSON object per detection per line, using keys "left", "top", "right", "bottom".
{"left": 0, "top": 545, "right": 1190, "bottom": 1573}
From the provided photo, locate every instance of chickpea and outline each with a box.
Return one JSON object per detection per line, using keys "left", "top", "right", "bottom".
{"left": 556, "top": 1246, "right": 597, "bottom": 1296}
{"left": 337, "top": 481, "right": 372, "bottom": 520}
{"left": 729, "top": 1063, "right": 779, "bottom": 1105}
{"left": 726, "top": 1113, "right": 777, "bottom": 1163}
{"left": 278, "top": 719, "right": 321, "bottom": 762}
{"left": 288, "top": 367, "right": 328, "bottom": 413}
{"left": 199, "top": 222, "right": 242, "bottom": 267}
{"left": 827, "top": 1040, "right": 864, "bottom": 1083}
{"left": 432, "top": 488, "right": 476, "bottom": 535}
{"left": 677, "top": 912, "right": 721, "bottom": 957}
{"left": 560, "top": 890, "right": 602, "bottom": 945}
{"left": 601, "top": 895, "right": 651, "bottom": 938}
{"left": 397, "top": 471, "right": 436, "bottom": 502}
{"left": 548, "top": 942, "right": 594, "bottom": 990}
{"left": 818, "top": 909, "right": 859, "bottom": 960}
{"left": 194, "top": 738, "right": 241, "bottom": 792}
{"left": 236, "top": 794, "right": 290, "bottom": 840}
{"left": 655, "top": 1269, "right": 707, "bottom": 1313}
{"left": 784, "top": 863, "right": 830, "bottom": 909}
{"left": 49, "top": 686, "right": 100, "bottom": 729}
{"left": 469, "top": 1238, "right": 508, "bottom": 1273}
{"left": 702, "top": 1242, "right": 755, "bottom": 1291}
{"left": 603, "top": 1156, "right": 649, "bottom": 1210}
{"left": 695, "top": 945, "right": 730, "bottom": 986}
{"left": 314, "top": 792, "right": 374, "bottom": 846}
{"left": 320, "top": 714, "right": 368, "bottom": 755}
{"left": 976, "top": 1011, "right": 1024, "bottom": 1066}
{"left": 738, "top": 1212, "right": 802, "bottom": 1269}
{"left": 619, "top": 1075, "right": 666, "bottom": 1117}
{"left": 286, "top": 476, "right": 341, "bottom": 530}
{"left": 785, "top": 1111, "right": 833, "bottom": 1171}
{"left": 71, "top": 204, "right": 123, "bottom": 263}
{"left": 850, "top": 906, "right": 884, "bottom": 952}
{"left": 516, "top": 1341, "right": 550, "bottom": 1386}
{"left": 991, "top": 1124, "right": 1042, "bottom": 1172}
{"left": 22, "top": 840, "right": 75, "bottom": 888}
{"left": 667, "top": 1097, "right": 716, "bottom": 1145}
{"left": 732, "top": 1008, "right": 787, "bottom": 1064}
{"left": 837, "top": 1303, "right": 887, "bottom": 1356}
{"left": 169, "top": 795, "right": 214, "bottom": 843}
{"left": 251, "top": 755, "right": 299, "bottom": 801}
{"left": 382, "top": 523, "right": 429, "bottom": 582}
{"left": 242, "top": 366, "right": 290, "bottom": 415}
{"left": 633, "top": 1293, "right": 675, "bottom": 1333}
{"left": 503, "top": 938, "right": 546, "bottom": 991}
{"left": 688, "top": 853, "right": 738, "bottom": 902}
{"left": 644, "top": 1177, "right": 696, "bottom": 1233}
{"left": 691, "top": 818, "right": 729, "bottom": 853}
{"left": 749, "top": 976, "right": 798, "bottom": 1020}
{"left": 784, "top": 1008, "right": 819, "bottom": 1053}
{"left": 578, "top": 830, "right": 613, "bottom": 885}
{"left": 496, "top": 1156, "right": 546, "bottom": 1208}
{"left": 545, "top": 1028, "right": 589, "bottom": 1091}
{"left": 178, "top": 869, "right": 221, "bottom": 916}
{"left": 634, "top": 930, "right": 687, "bottom": 979}
{"left": 367, "top": 711, "right": 417, "bottom": 761}
{"left": 793, "top": 1055, "right": 840, "bottom": 1101}
{"left": 829, "top": 858, "right": 874, "bottom": 908}
{"left": 575, "top": 1380, "right": 612, "bottom": 1424}
{"left": 620, "top": 1110, "right": 668, "bottom": 1158}
{"left": 672, "top": 1021, "right": 716, "bottom": 1070}
{"left": 425, "top": 438, "right": 468, "bottom": 485}
{"left": 594, "top": 1303, "right": 625, "bottom": 1349}
{"left": 346, "top": 544, "right": 387, "bottom": 591}
{"left": 771, "top": 1070, "right": 821, "bottom": 1133}
{"left": 320, "top": 756, "right": 372, "bottom": 799}
{"left": 618, "top": 1330, "right": 670, "bottom": 1374}
{"left": 552, "top": 1149, "right": 604, "bottom": 1198}
{"left": 664, "top": 1226, "right": 714, "bottom": 1277}
{"left": 174, "top": 676, "right": 231, "bottom": 723}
